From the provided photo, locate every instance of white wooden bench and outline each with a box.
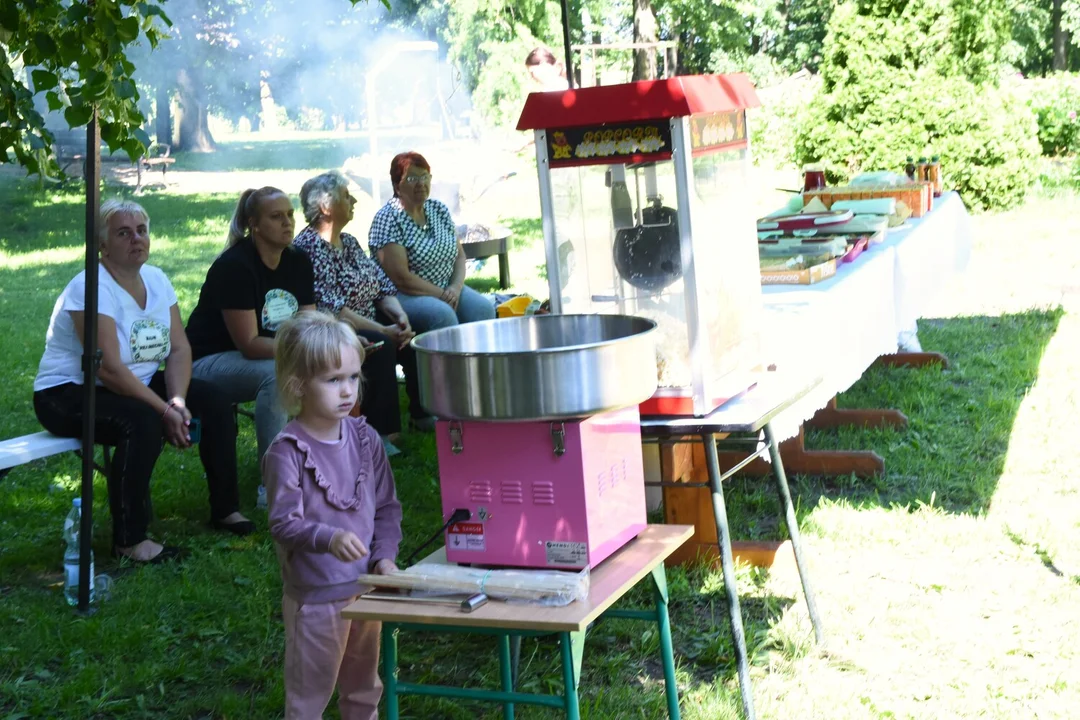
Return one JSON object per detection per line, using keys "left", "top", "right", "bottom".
{"left": 0, "top": 431, "right": 111, "bottom": 479}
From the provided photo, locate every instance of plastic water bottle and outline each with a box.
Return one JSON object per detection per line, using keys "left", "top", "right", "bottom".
{"left": 63, "top": 498, "right": 94, "bottom": 606}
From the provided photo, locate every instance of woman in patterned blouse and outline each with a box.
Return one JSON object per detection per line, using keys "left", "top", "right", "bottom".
{"left": 368, "top": 152, "right": 496, "bottom": 345}
{"left": 294, "top": 171, "right": 427, "bottom": 439}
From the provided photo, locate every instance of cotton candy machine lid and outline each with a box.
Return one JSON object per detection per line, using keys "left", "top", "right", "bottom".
{"left": 411, "top": 314, "right": 658, "bottom": 421}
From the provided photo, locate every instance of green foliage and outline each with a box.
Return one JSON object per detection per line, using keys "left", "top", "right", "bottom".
{"left": 656, "top": 0, "right": 781, "bottom": 75}
{"left": 750, "top": 74, "right": 821, "bottom": 168}
{"left": 471, "top": 38, "right": 540, "bottom": 129}
{"left": 1026, "top": 73, "right": 1080, "bottom": 155}
{"left": 0, "top": 0, "right": 170, "bottom": 174}
{"left": 1008, "top": 0, "right": 1052, "bottom": 76}
{"left": 818, "top": 0, "right": 1012, "bottom": 91}
{"left": 796, "top": 71, "right": 1039, "bottom": 210}
{"left": 796, "top": 0, "right": 1035, "bottom": 211}
{"left": 768, "top": 0, "right": 838, "bottom": 72}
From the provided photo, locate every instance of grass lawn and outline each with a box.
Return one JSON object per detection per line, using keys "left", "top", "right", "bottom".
{"left": 2, "top": 141, "right": 1080, "bottom": 719}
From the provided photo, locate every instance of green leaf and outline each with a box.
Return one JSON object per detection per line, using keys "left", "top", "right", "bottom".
{"left": 64, "top": 105, "right": 93, "bottom": 128}
{"left": 122, "top": 137, "right": 144, "bottom": 161}
{"left": 116, "top": 16, "right": 139, "bottom": 42}
{"left": 27, "top": 133, "right": 46, "bottom": 151}
{"left": 100, "top": 121, "right": 120, "bottom": 144}
{"left": 137, "top": 2, "right": 172, "bottom": 27}
{"left": 0, "top": 0, "right": 19, "bottom": 34}
{"left": 30, "top": 69, "right": 58, "bottom": 92}
{"left": 33, "top": 31, "right": 57, "bottom": 57}
{"left": 56, "top": 31, "right": 82, "bottom": 66}
{"left": 115, "top": 79, "right": 137, "bottom": 100}
{"left": 100, "top": 122, "right": 122, "bottom": 153}
{"left": 132, "top": 127, "right": 151, "bottom": 149}
{"left": 66, "top": 3, "right": 88, "bottom": 24}
{"left": 84, "top": 70, "right": 108, "bottom": 99}
{"left": 45, "top": 91, "right": 64, "bottom": 112}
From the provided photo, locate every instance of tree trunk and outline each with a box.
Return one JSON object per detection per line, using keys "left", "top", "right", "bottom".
{"left": 633, "top": 0, "right": 659, "bottom": 81}
{"left": 1053, "top": 0, "right": 1068, "bottom": 72}
{"left": 155, "top": 83, "right": 171, "bottom": 145}
{"left": 175, "top": 67, "right": 216, "bottom": 152}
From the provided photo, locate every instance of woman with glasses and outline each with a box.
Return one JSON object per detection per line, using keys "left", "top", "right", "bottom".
{"left": 368, "top": 151, "right": 495, "bottom": 345}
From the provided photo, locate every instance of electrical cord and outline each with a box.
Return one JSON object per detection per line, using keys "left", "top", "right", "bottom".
{"left": 402, "top": 508, "right": 470, "bottom": 568}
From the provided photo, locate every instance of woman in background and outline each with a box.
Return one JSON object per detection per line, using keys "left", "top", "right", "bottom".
{"left": 187, "top": 187, "right": 316, "bottom": 509}
{"left": 293, "top": 170, "right": 421, "bottom": 445}
{"left": 34, "top": 199, "right": 252, "bottom": 564}
{"left": 367, "top": 152, "right": 495, "bottom": 428}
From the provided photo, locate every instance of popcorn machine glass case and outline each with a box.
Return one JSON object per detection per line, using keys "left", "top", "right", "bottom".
{"left": 517, "top": 75, "right": 764, "bottom": 416}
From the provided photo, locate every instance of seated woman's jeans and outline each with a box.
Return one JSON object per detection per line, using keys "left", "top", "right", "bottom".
{"left": 33, "top": 372, "right": 240, "bottom": 548}
{"left": 397, "top": 285, "right": 496, "bottom": 335}
{"left": 191, "top": 352, "right": 287, "bottom": 461}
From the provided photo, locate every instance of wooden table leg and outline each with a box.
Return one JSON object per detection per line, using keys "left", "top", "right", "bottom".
{"left": 876, "top": 351, "right": 949, "bottom": 369}
{"left": 805, "top": 397, "right": 908, "bottom": 429}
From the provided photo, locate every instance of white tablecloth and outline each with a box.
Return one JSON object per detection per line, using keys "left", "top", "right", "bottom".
{"left": 755, "top": 192, "right": 973, "bottom": 442}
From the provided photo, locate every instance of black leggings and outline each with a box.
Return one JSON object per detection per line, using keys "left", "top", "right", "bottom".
{"left": 356, "top": 328, "right": 423, "bottom": 436}
{"left": 33, "top": 372, "right": 240, "bottom": 547}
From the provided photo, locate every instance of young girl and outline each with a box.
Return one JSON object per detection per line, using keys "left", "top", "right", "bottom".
{"left": 263, "top": 310, "right": 402, "bottom": 720}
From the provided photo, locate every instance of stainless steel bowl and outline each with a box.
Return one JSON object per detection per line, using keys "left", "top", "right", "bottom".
{"left": 411, "top": 314, "right": 658, "bottom": 421}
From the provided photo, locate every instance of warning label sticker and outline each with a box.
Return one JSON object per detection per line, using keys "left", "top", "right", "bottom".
{"left": 448, "top": 522, "right": 485, "bottom": 552}
{"left": 544, "top": 541, "right": 588, "bottom": 566}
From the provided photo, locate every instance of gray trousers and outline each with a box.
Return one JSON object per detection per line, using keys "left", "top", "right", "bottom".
{"left": 192, "top": 351, "right": 288, "bottom": 462}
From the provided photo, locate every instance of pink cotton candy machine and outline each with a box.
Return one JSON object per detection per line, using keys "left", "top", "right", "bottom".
{"left": 412, "top": 314, "right": 658, "bottom": 570}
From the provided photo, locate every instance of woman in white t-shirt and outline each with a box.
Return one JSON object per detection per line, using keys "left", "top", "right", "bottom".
{"left": 33, "top": 199, "right": 253, "bottom": 565}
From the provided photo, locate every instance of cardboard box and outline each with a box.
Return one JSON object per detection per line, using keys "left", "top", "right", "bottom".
{"left": 761, "top": 257, "right": 838, "bottom": 285}
{"left": 804, "top": 183, "right": 932, "bottom": 217}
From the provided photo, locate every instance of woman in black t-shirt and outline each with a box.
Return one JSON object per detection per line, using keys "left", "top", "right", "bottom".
{"left": 187, "top": 187, "right": 315, "bottom": 509}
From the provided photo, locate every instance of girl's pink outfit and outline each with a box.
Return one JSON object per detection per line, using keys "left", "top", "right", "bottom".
{"left": 264, "top": 416, "right": 403, "bottom": 720}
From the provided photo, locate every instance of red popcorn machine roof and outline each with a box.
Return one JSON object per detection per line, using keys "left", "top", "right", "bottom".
{"left": 515, "top": 74, "right": 760, "bottom": 131}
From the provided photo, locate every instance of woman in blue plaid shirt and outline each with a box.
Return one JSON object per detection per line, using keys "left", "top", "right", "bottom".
{"left": 367, "top": 152, "right": 496, "bottom": 351}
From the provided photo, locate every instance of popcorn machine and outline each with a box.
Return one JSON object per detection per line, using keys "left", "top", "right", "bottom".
{"left": 516, "top": 75, "right": 764, "bottom": 416}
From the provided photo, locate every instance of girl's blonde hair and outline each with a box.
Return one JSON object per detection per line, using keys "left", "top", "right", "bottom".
{"left": 275, "top": 310, "right": 366, "bottom": 416}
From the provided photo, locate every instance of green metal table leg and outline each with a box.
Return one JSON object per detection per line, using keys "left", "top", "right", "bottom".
{"left": 764, "top": 422, "right": 825, "bottom": 644}
{"left": 382, "top": 624, "right": 400, "bottom": 720}
{"left": 651, "top": 565, "right": 682, "bottom": 719}
{"left": 703, "top": 432, "right": 757, "bottom": 720}
{"left": 510, "top": 634, "right": 522, "bottom": 688}
{"left": 498, "top": 634, "right": 516, "bottom": 720}
{"left": 560, "top": 631, "right": 583, "bottom": 720}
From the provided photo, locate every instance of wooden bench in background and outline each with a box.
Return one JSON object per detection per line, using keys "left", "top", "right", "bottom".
{"left": 135, "top": 144, "right": 176, "bottom": 193}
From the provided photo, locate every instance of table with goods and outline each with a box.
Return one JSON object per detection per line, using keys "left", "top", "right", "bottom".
{"left": 722, "top": 170, "right": 973, "bottom": 479}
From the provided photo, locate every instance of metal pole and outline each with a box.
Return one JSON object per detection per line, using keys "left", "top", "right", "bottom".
{"left": 78, "top": 108, "right": 101, "bottom": 615}
{"left": 559, "top": 0, "right": 575, "bottom": 89}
